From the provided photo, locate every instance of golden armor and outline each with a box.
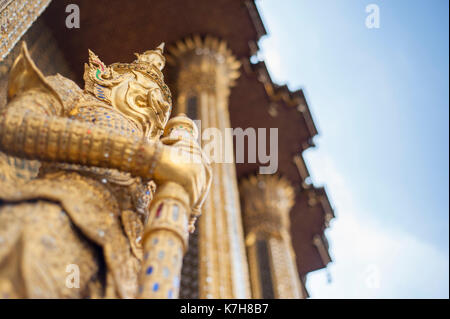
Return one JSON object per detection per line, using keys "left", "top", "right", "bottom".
{"left": 0, "top": 42, "right": 211, "bottom": 298}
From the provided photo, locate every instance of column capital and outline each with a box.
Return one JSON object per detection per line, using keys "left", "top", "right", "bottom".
{"left": 167, "top": 35, "right": 241, "bottom": 94}
{"left": 240, "top": 174, "right": 295, "bottom": 239}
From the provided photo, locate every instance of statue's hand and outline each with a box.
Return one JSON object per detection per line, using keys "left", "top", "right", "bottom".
{"left": 153, "top": 136, "right": 212, "bottom": 213}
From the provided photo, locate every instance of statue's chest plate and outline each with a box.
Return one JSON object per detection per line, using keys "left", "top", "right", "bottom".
{"left": 70, "top": 105, "right": 143, "bottom": 137}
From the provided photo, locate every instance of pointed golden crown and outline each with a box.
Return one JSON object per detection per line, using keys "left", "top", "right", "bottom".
{"left": 133, "top": 43, "right": 166, "bottom": 70}
{"left": 111, "top": 42, "right": 166, "bottom": 74}
{"left": 84, "top": 43, "right": 171, "bottom": 102}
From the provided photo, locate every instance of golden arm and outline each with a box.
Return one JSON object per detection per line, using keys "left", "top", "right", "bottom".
{"left": 138, "top": 115, "right": 198, "bottom": 299}
{"left": 0, "top": 93, "right": 163, "bottom": 179}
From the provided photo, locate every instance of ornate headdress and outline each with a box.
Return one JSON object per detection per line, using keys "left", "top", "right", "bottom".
{"left": 83, "top": 43, "right": 172, "bottom": 104}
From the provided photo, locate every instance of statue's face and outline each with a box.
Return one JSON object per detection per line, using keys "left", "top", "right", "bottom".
{"left": 111, "top": 71, "right": 171, "bottom": 137}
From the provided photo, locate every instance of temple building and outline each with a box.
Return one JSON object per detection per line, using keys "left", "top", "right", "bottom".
{"left": 0, "top": 0, "right": 334, "bottom": 299}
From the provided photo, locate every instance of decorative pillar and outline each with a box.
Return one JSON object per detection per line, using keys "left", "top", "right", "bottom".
{"left": 240, "top": 175, "right": 304, "bottom": 299}
{"left": 167, "top": 35, "right": 251, "bottom": 298}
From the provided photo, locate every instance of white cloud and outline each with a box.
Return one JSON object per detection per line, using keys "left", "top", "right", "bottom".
{"left": 304, "top": 148, "right": 449, "bottom": 298}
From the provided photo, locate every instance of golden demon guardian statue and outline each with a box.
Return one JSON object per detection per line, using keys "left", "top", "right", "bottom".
{"left": 0, "top": 42, "right": 211, "bottom": 298}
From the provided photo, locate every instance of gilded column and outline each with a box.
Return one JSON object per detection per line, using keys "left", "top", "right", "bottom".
{"left": 167, "top": 35, "right": 251, "bottom": 298}
{"left": 240, "top": 175, "right": 304, "bottom": 299}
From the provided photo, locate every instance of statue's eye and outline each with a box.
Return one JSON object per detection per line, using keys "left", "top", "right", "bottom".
{"left": 135, "top": 94, "right": 147, "bottom": 107}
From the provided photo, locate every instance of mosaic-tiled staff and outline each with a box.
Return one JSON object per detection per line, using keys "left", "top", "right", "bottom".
{"left": 138, "top": 114, "right": 203, "bottom": 298}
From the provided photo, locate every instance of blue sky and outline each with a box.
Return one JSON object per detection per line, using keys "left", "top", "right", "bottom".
{"left": 256, "top": 0, "right": 449, "bottom": 298}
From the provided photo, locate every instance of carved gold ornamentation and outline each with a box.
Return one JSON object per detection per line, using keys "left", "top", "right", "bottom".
{"left": 82, "top": 44, "right": 172, "bottom": 139}
{"left": 1, "top": 17, "right": 75, "bottom": 202}
{"left": 240, "top": 174, "right": 305, "bottom": 299}
{"left": 240, "top": 175, "right": 294, "bottom": 238}
{"left": 167, "top": 35, "right": 240, "bottom": 98}
{"left": 0, "top": 42, "right": 211, "bottom": 298}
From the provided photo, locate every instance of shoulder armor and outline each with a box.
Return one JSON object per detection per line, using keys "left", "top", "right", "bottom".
{"left": 7, "top": 42, "right": 64, "bottom": 115}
